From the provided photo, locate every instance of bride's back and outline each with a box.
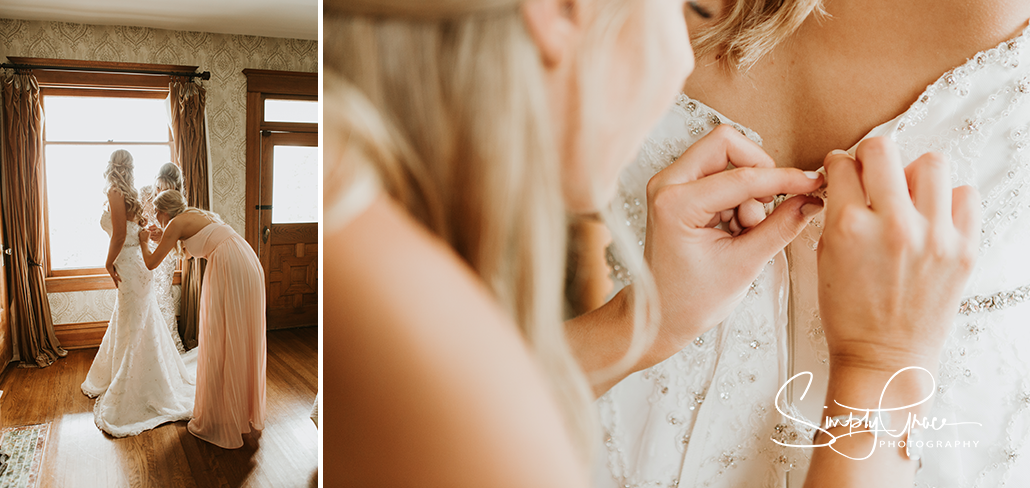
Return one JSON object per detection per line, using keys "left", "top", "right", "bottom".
{"left": 683, "top": 0, "right": 1030, "bottom": 170}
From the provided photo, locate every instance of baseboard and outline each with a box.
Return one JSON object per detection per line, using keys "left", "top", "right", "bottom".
{"left": 53, "top": 319, "right": 307, "bottom": 349}
{"left": 267, "top": 322, "right": 317, "bottom": 331}
{"left": 54, "top": 321, "right": 108, "bottom": 350}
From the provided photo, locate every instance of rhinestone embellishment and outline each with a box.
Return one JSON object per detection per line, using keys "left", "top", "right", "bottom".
{"left": 958, "top": 284, "right": 1030, "bottom": 315}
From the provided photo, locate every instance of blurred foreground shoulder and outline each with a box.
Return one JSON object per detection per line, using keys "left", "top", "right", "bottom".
{"left": 323, "top": 194, "right": 589, "bottom": 488}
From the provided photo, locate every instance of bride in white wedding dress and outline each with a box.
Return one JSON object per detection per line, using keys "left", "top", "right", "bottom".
{"left": 595, "top": 4, "right": 1030, "bottom": 488}
{"left": 81, "top": 149, "right": 195, "bottom": 437}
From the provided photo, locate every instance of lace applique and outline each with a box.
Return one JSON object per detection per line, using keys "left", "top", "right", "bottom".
{"left": 689, "top": 289, "right": 789, "bottom": 487}
{"left": 977, "top": 122, "right": 1030, "bottom": 251}
{"left": 935, "top": 315, "right": 987, "bottom": 407}
{"left": 600, "top": 325, "right": 720, "bottom": 488}
{"left": 675, "top": 95, "right": 764, "bottom": 145}
{"left": 960, "top": 311, "right": 1030, "bottom": 488}
{"left": 891, "top": 24, "right": 1030, "bottom": 252}
{"left": 897, "top": 27, "right": 1028, "bottom": 134}
{"left": 764, "top": 403, "right": 816, "bottom": 474}
{"left": 804, "top": 309, "right": 829, "bottom": 366}
{"left": 599, "top": 261, "right": 780, "bottom": 488}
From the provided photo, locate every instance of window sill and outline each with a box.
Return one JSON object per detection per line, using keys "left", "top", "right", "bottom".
{"left": 46, "top": 271, "right": 182, "bottom": 293}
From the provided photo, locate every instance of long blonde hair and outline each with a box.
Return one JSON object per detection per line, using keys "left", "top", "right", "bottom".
{"left": 103, "top": 149, "right": 142, "bottom": 222}
{"left": 325, "top": 0, "right": 669, "bottom": 458}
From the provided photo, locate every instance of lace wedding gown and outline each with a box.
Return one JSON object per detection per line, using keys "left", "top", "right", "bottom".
{"left": 81, "top": 209, "right": 196, "bottom": 437}
{"left": 596, "top": 22, "right": 1030, "bottom": 488}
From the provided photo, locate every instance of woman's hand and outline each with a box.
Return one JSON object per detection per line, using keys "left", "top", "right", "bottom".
{"left": 644, "top": 125, "right": 825, "bottom": 345}
{"left": 570, "top": 125, "right": 824, "bottom": 395}
{"left": 818, "top": 138, "right": 980, "bottom": 374}
{"left": 106, "top": 262, "right": 121, "bottom": 288}
{"left": 805, "top": 138, "right": 980, "bottom": 488}
{"left": 147, "top": 225, "right": 163, "bottom": 242}
{"left": 139, "top": 229, "right": 151, "bottom": 244}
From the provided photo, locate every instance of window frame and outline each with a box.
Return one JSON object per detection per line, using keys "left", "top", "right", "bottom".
{"left": 13, "top": 58, "right": 198, "bottom": 292}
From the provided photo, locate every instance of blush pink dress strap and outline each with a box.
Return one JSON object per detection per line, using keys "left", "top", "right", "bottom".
{"left": 183, "top": 221, "right": 267, "bottom": 449}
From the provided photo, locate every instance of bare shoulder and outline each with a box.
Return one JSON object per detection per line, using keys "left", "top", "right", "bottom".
{"left": 881, "top": 0, "right": 1030, "bottom": 50}
{"left": 170, "top": 211, "right": 212, "bottom": 239}
{"left": 323, "top": 196, "right": 587, "bottom": 488}
{"left": 107, "top": 187, "right": 124, "bottom": 202}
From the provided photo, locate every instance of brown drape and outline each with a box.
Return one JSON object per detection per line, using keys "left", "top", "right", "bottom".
{"left": 0, "top": 73, "right": 67, "bottom": 367}
{"left": 169, "top": 78, "right": 211, "bottom": 351}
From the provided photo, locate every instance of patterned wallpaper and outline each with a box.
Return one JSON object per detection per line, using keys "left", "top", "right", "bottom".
{"left": 0, "top": 18, "right": 317, "bottom": 324}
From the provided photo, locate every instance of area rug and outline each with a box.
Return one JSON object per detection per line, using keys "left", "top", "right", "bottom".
{"left": 0, "top": 423, "right": 50, "bottom": 488}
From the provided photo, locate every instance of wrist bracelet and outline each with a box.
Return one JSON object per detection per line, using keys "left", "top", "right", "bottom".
{"left": 906, "top": 427, "right": 924, "bottom": 472}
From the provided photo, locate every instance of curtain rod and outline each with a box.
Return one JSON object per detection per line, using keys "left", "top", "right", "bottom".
{"left": 0, "top": 63, "right": 211, "bottom": 80}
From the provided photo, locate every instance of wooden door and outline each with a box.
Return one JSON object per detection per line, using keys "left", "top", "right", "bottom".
{"left": 257, "top": 131, "right": 318, "bottom": 329}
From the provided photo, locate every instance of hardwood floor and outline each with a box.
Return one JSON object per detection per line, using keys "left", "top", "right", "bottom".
{"left": 0, "top": 326, "right": 319, "bottom": 488}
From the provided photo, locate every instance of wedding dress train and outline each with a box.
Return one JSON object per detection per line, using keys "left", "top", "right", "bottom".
{"left": 596, "top": 21, "right": 1030, "bottom": 488}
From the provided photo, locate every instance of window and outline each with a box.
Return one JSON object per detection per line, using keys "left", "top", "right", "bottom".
{"left": 270, "top": 144, "right": 318, "bottom": 223}
{"left": 263, "top": 99, "right": 317, "bottom": 124}
{"left": 44, "top": 95, "right": 173, "bottom": 270}
{"left": 9, "top": 57, "right": 202, "bottom": 292}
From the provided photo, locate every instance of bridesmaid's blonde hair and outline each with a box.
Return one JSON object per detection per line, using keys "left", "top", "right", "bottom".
{"left": 154, "top": 190, "right": 223, "bottom": 224}
{"left": 326, "top": 0, "right": 666, "bottom": 458}
{"left": 103, "top": 149, "right": 142, "bottom": 221}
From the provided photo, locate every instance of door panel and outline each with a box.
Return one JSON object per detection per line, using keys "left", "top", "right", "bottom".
{"left": 266, "top": 224, "right": 317, "bottom": 326}
{"left": 259, "top": 131, "right": 317, "bottom": 329}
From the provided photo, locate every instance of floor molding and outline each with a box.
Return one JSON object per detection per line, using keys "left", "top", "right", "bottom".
{"left": 53, "top": 319, "right": 315, "bottom": 350}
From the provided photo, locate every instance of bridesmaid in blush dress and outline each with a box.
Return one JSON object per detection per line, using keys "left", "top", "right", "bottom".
{"left": 140, "top": 189, "right": 267, "bottom": 449}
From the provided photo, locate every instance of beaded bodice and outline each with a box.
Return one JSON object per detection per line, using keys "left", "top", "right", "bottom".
{"left": 595, "top": 22, "right": 1030, "bottom": 488}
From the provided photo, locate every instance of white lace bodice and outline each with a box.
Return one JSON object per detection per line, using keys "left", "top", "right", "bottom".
{"left": 596, "top": 22, "right": 1030, "bottom": 488}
